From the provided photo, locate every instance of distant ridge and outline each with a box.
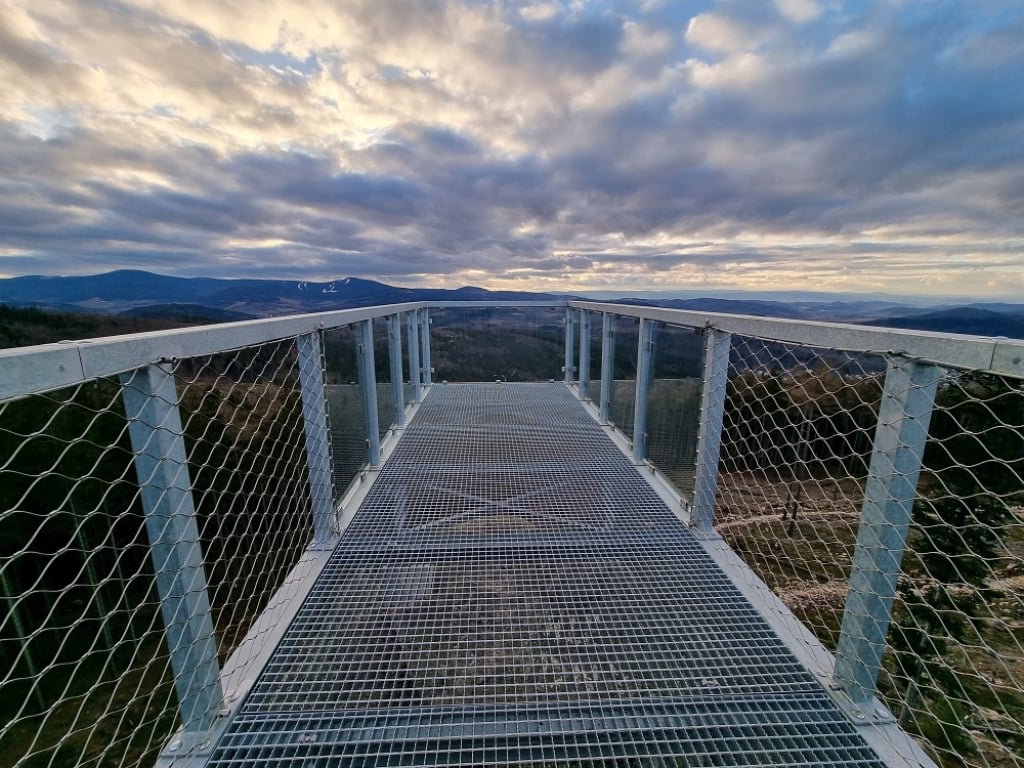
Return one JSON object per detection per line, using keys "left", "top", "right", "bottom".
{"left": 1, "top": 270, "right": 1022, "bottom": 339}
{"left": 863, "top": 307, "right": 1024, "bottom": 339}
{"left": 0, "top": 270, "right": 566, "bottom": 317}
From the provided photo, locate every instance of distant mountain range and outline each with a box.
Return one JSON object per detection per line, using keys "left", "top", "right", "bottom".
{"left": 0, "top": 270, "right": 567, "bottom": 318}
{"left": 1, "top": 270, "right": 1022, "bottom": 339}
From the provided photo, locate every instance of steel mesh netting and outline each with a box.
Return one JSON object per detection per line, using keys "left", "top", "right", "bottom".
{"left": 0, "top": 337, "right": 322, "bottom": 768}
{"left": 713, "top": 334, "right": 1024, "bottom": 767}
{"left": 208, "top": 383, "right": 887, "bottom": 768}
{"left": 880, "top": 367, "right": 1024, "bottom": 768}
{"left": 0, "top": 377, "right": 172, "bottom": 768}
{"left": 644, "top": 323, "right": 705, "bottom": 498}
{"left": 170, "top": 340, "right": 318, "bottom": 662}
{"left": 714, "top": 336, "right": 883, "bottom": 649}
{"left": 606, "top": 316, "right": 639, "bottom": 435}
{"left": 323, "top": 326, "right": 368, "bottom": 498}
{"left": 575, "top": 310, "right": 600, "bottom": 403}
{"left": 373, "top": 316, "right": 399, "bottom": 440}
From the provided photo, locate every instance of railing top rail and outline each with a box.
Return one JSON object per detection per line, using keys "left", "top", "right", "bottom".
{"left": 0, "top": 301, "right": 427, "bottom": 399}
{"left": 569, "top": 299, "right": 1024, "bottom": 378}
{"left": 4, "top": 295, "right": 1022, "bottom": 400}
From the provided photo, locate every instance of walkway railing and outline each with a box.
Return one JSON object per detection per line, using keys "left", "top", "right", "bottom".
{"left": 0, "top": 298, "right": 1022, "bottom": 768}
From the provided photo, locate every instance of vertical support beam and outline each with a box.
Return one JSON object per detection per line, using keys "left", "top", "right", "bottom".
{"left": 407, "top": 311, "right": 422, "bottom": 403}
{"left": 692, "top": 328, "right": 732, "bottom": 532}
{"left": 356, "top": 320, "right": 381, "bottom": 467}
{"left": 388, "top": 314, "right": 405, "bottom": 428}
{"left": 632, "top": 319, "right": 656, "bottom": 463}
{"left": 599, "top": 313, "right": 615, "bottom": 424}
{"left": 296, "top": 331, "right": 337, "bottom": 546}
{"left": 563, "top": 306, "right": 576, "bottom": 384}
{"left": 420, "top": 308, "right": 432, "bottom": 386}
{"left": 120, "top": 364, "right": 223, "bottom": 733}
{"left": 578, "top": 310, "right": 591, "bottom": 400}
{"left": 832, "top": 358, "right": 941, "bottom": 708}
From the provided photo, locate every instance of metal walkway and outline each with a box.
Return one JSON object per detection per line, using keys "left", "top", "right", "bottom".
{"left": 208, "top": 383, "right": 884, "bottom": 767}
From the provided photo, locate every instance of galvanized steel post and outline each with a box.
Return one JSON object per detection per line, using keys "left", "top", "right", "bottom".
{"left": 407, "top": 310, "right": 422, "bottom": 402}
{"left": 388, "top": 314, "right": 405, "bottom": 428}
{"left": 832, "top": 357, "right": 941, "bottom": 708}
{"left": 599, "top": 313, "right": 615, "bottom": 424}
{"left": 120, "top": 363, "right": 224, "bottom": 733}
{"left": 564, "top": 307, "right": 576, "bottom": 384}
{"left": 578, "top": 309, "right": 591, "bottom": 401}
{"left": 296, "top": 332, "right": 337, "bottom": 545}
{"left": 632, "top": 319, "right": 656, "bottom": 463}
{"left": 357, "top": 320, "right": 381, "bottom": 467}
{"left": 692, "top": 328, "right": 731, "bottom": 532}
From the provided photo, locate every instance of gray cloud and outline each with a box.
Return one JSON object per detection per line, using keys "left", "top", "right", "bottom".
{"left": 0, "top": 0, "right": 1022, "bottom": 297}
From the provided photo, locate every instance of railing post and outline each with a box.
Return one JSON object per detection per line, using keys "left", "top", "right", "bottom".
{"left": 407, "top": 311, "right": 422, "bottom": 403}
{"left": 599, "top": 313, "right": 615, "bottom": 424}
{"left": 563, "top": 307, "right": 576, "bottom": 384}
{"left": 296, "top": 331, "right": 337, "bottom": 546}
{"left": 356, "top": 320, "right": 381, "bottom": 467}
{"left": 388, "top": 314, "right": 405, "bottom": 428}
{"left": 832, "top": 357, "right": 941, "bottom": 709}
{"left": 420, "top": 308, "right": 432, "bottom": 386}
{"left": 119, "top": 363, "right": 224, "bottom": 734}
{"left": 578, "top": 309, "right": 591, "bottom": 400}
{"left": 693, "top": 328, "right": 731, "bottom": 532}
{"left": 632, "top": 319, "right": 656, "bottom": 463}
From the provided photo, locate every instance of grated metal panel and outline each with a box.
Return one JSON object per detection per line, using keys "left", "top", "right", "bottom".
{"left": 210, "top": 383, "right": 885, "bottom": 767}
{"left": 388, "top": 425, "right": 617, "bottom": 465}
{"left": 412, "top": 382, "right": 596, "bottom": 427}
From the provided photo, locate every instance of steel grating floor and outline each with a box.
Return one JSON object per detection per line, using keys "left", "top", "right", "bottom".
{"left": 208, "top": 383, "right": 885, "bottom": 767}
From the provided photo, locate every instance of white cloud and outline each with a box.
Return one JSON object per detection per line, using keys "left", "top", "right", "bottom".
{"left": 685, "top": 13, "right": 762, "bottom": 53}
{"left": 774, "top": 0, "right": 821, "bottom": 24}
{"left": 686, "top": 52, "right": 765, "bottom": 90}
{"left": 0, "top": 0, "right": 1022, "bottom": 298}
{"left": 518, "top": 2, "right": 562, "bottom": 23}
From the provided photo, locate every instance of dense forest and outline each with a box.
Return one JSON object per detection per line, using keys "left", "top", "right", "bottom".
{"left": 0, "top": 304, "right": 195, "bottom": 349}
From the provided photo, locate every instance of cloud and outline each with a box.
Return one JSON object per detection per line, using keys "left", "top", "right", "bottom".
{"left": 0, "top": 0, "right": 1021, "bottom": 299}
{"left": 685, "top": 13, "right": 763, "bottom": 53}
{"left": 774, "top": 0, "right": 820, "bottom": 24}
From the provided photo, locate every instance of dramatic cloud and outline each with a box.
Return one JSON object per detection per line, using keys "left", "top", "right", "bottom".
{"left": 0, "top": 0, "right": 1022, "bottom": 297}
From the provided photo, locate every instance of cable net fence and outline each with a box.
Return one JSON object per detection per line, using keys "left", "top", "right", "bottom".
{"left": 713, "top": 334, "right": 1024, "bottom": 768}
{"left": 0, "top": 337, "right": 327, "bottom": 768}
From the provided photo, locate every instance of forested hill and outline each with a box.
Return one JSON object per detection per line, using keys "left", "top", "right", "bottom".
{"left": 0, "top": 304, "right": 197, "bottom": 349}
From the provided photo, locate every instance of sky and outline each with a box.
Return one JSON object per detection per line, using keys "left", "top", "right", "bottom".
{"left": 1, "top": 0, "right": 1023, "bottom": 298}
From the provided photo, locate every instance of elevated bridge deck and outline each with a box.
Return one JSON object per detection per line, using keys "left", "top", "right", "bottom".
{"left": 208, "top": 383, "right": 886, "bottom": 767}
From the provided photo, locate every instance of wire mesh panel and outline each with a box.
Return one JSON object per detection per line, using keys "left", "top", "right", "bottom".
{"left": 170, "top": 341, "right": 317, "bottom": 660}
{"left": 0, "top": 338, "right": 321, "bottom": 768}
{"left": 645, "top": 323, "right": 706, "bottom": 498}
{"left": 209, "top": 383, "right": 887, "bottom": 768}
{"left": 0, "top": 378, "right": 175, "bottom": 768}
{"left": 713, "top": 334, "right": 1024, "bottom": 768}
{"left": 323, "top": 326, "right": 368, "bottom": 497}
{"left": 880, "top": 368, "right": 1024, "bottom": 767}
{"left": 606, "top": 316, "right": 639, "bottom": 436}
{"left": 373, "top": 317, "right": 398, "bottom": 439}
{"left": 715, "top": 338, "right": 884, "bottom": 649}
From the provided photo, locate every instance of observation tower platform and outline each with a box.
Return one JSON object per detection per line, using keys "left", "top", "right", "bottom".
{"left": 208, "top": 382, "right": 891, "bottom": 767}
